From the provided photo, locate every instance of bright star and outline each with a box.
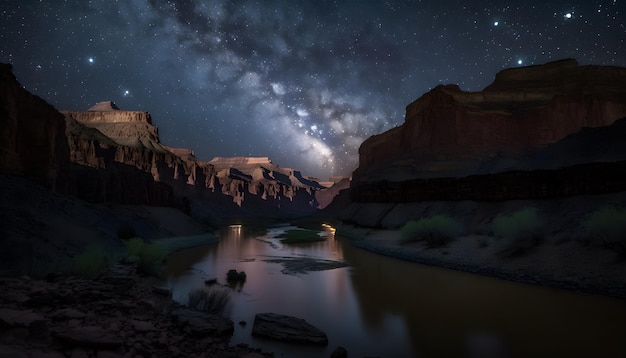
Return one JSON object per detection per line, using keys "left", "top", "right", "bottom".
{"left": 493, "top": 21, "right": 499, "bottom": 26}
{"left": 88, "top": 57, "right": 94, "bottom": 64}
{"left": 564, "top": 12, "right": 573, "bottom": 19}
{"left": 123, "top": 90, "right": 130, "bottom": 97}
{"left": 517, "top": 59, "right": 523, "bottom": 65}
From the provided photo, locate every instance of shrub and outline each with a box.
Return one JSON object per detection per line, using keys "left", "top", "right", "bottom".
{"left": 187, "top": 287, "right": 231, "bottom": 315}
{"left": 124, "top": 237, "right": 144, "bottom": 256}
{"left": 400, "top": 215, "right": 463, "bottom": 247}
{"left": 583, "top": 207, "right": 626, "bottom": 254}
{"left": 122, "top": 238, "right": 166, "bottom": 275}
{"left": 139, "top": 242, "right": 166, "bottom": 270}
{"left": 492, "top": 207, "right": 542, "bottom": 256}
{"left": 72, "top": 246, "right": 107, "bottom": 279}
{"left": 277, "top": 229, "right": 325, "bottom": 244}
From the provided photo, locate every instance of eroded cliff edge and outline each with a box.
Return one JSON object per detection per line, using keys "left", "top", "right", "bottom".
{"left": 355, "top": 59, "right": 626, "bottom": 183}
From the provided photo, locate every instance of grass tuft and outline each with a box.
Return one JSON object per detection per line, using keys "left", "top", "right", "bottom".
{"left": 72, "top": 246, "right": 107, "bottom": 279}
{"left": 187, "top": 287, "right": 231, "bottom": 315}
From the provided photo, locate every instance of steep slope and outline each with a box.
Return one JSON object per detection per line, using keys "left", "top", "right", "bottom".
{"left": 356, "top": 59, "right": 626, "bottom": 183}
{"left": 63, "top": 104, "right": 329, "bottom": 221}
{"left": 0, "top": 63, "right": 70, "bottom": 191}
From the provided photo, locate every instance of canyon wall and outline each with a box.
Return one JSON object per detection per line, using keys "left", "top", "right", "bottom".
{"left": 0, "top": 63, "right": 70, "bottom": 192}
{"left": 356, "top": 59, "right": 626, "bottom": 183}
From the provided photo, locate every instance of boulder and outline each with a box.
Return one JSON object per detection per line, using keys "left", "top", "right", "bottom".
{"left": 252, "top": 313, "right": 328, "bottom": 345}
{"left": 54, "top": 326, "right": 123, "bottom": 349}
{"left": 171, "top": 307, "right": 234, "bottom": 337}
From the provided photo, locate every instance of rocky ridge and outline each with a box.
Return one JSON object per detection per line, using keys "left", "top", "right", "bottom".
{"left": 62, "top": 102, "right": 327, "bottom": 220}
{"left": 356, "top": 59, "right": 626, "bottom": 183}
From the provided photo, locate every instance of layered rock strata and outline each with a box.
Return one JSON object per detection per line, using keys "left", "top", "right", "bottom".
{"left": 356, "top": 59, "right": 626, "bottom": 183}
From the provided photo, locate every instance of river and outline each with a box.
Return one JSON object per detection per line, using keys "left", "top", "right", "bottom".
{"left": 163, "top": 223, "right": 626, "bottom": 358}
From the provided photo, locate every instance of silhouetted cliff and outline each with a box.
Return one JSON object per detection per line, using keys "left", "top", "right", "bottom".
{"left": 0, "top": 63, "right": 70, "bottom": 192}
{"left": 356, "top": 59, "right": 626, "bottom": 183}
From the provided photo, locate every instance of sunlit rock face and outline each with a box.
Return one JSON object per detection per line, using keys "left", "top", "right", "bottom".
{"left": 0, "top": 63, "right": 70, "bottom": 191}
{"left": 63, "top": 104, "right": 329, "bottom": 218}
{"left": 356, "top": 59, "right": 626, "bottom": 183}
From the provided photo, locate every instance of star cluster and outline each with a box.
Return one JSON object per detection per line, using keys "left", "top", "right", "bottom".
{"left": 1, "top": 0, "right": 624, "bottom": 179}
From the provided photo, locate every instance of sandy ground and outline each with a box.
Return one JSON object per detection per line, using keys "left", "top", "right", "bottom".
{"left": 337, "top": 224, "right": 626, "bottom": 299}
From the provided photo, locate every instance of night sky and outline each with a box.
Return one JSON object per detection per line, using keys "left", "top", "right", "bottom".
{"left": 1, "top": 1, "right": 624, "bottom": 179}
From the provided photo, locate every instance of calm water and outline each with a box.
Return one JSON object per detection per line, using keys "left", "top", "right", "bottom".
{"left": 163, "top": 224, "right": 626, "bottom": 358}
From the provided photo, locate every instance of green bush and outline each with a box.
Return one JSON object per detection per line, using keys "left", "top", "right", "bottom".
{"left": 492, "top": 207, "right": 542, "bottom": 256}
{"left": 277, "top": 229, "right": 325, "bottom": 243}
{"left": 124, "top": 237, "right": 144, "bottom": 256}
{"left": 122, "top": 238, "right": 166, "bottom": 274}
{"left": 400, "top": 215, "right": 463, "bottom": 247}
{"left": 583, "top": 207, "right": 626, "bottom": 254}
{"left": 188, "top": 287, "right": 231, "bottom": 315}
{"left": 72, "top": 246, "right": 107, "bottom": 279}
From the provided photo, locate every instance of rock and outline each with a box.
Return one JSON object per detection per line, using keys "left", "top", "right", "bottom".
{"left": 252, "top": 313, "right": 328, "bottom": 345}
{"left": 130, "top": 319, "right": 156, "bottom": 332}
{"left": 52, "top": 308, "right": 87, "bottom": 320}
{"left": 226, "top": 269, "right": 247, "bottom": 282}
{"left": 356, "top": 59, "right": 626, "bottom": 182}
{"left": 171, "top": 308, "right": 234, "bottom": 337}
{"left": 152, "top": 285, "right": 171, "bottom": 296}
{"left": 331, "top": 346, "right": 348, "bottom": 358}
{"left": 0, "top": 63, "right": 70, "bottom": 192}
{"left": 0, "top": 308, "right": 46, "bottom": 328}
{"left": 0, "top": 344, "right": 27, "bottom": 358}
{"left": 54, "top": 326, "right": 123, "bottom": 349}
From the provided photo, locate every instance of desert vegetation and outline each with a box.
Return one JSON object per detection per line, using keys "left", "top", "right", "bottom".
{"left": 400, "top": 215, "right": 463, "bottom": 247}
{"left": 583, "top": 207, "right": 626, "bottom": 255}
{"left": 187, "top": 287, "right": 232, "bottom": 315}
{"left": 72, "top": 245, "right": 109, "bottom": 279}
{"left": 492, "top": 207, "right": 543, "bottom": 257}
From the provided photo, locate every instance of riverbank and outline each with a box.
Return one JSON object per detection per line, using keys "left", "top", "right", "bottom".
{"left": 336, "top": 223, "right": 626, "bottom": 299}
{"left": 0, "top": 262, "right": 273, "bottom": 358}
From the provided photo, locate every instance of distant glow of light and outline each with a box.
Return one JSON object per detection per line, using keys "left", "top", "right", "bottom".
{"left": 494, "top": 21, "right": 499, "bottom": 26}
{"left": 564, "top": 12, "right": 573, "bottom": 19}
{"left": 517, "top": 59, "right": 523, "bottom": 65}
{"left": 88, "top": 57, "right": 94, "bottom": 63}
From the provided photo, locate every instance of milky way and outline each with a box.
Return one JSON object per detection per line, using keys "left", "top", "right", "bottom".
{"left": 1, "top": 1, "right": 624, "bottom": 179}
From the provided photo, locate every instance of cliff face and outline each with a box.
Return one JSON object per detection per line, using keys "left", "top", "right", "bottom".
{"left": 0, "top": 63, "right": 70, "bottom": 191}
{"left": 64, "top": 106, "right": 326, "bottom": 219}
{"left": 357, "top": 59, "right": 626, "bottom": 182}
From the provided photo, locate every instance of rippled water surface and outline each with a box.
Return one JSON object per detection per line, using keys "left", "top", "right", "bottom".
{"left": 163, "top": 224, "right": 626, "bottom": 358}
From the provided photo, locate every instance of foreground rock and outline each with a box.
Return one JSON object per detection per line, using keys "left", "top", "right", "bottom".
{"left": 0, "top": 264, "right": 272, "bottom": 357}
{"left": 252, "top": 313, "right": 328, "bottom": 345}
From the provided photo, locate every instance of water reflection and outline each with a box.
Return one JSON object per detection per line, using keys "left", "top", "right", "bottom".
{"left": 164, "top": 224, "right": 626, "bottom": 358}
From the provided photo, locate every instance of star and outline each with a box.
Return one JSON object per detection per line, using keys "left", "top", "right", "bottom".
{"left": 87, "top": 57, "right": 94, "bottom": 64}
{"left": 564, "top": 12, "right": 573, "bottom": 19}
{"left": 493, "top": 21, "right": 499, "bottom": 26}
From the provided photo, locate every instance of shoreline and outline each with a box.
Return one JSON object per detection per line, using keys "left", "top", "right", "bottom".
{"left": 336, "top": 223, "right": 626, "bottom": 300}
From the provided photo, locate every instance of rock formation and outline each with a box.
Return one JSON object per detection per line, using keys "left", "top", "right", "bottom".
{"left": 63, "top": 103, "right": 332, "bottom": 221}
{"left": 356, "top": 59, "right": 626, "bottom": 183}
{"left": 0, "top": 63, "right": 70, "bottom": 192}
